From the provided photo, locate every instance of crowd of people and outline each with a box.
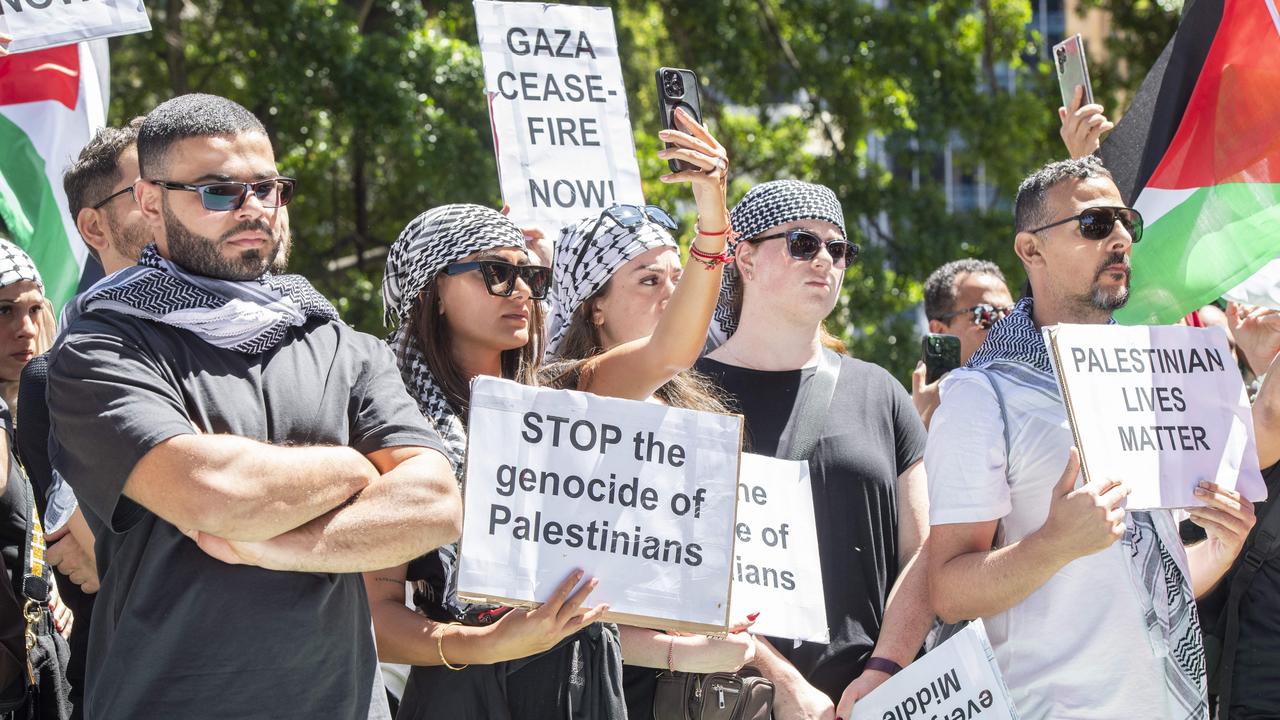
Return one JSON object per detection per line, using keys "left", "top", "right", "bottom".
{"left": 0, "top": 58, "right": 1271, "bottom": 720}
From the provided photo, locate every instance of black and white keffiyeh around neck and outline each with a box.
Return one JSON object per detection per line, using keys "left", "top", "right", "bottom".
{"left": 382, "top": 204, "right": 527, "bottom": 479}
{"left": 64, "top": 244, "right": 337, "bottom": 354}
{"left": 707, "top": 179, "right": 846, "bottom": 349}
{"left": 546, "top": 212, "right": 677, "bottom": 357}
{"left": 969, "top": 296, "right": 1208, "bottom": 719}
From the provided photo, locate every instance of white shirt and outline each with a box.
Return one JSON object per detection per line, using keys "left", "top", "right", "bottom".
{"left": 926, "top": 364, "right": 1183, "bottom": 719}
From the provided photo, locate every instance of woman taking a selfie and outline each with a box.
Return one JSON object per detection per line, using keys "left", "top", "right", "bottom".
{"left": 366, "top": 107, "right": 733, "bottom": 720}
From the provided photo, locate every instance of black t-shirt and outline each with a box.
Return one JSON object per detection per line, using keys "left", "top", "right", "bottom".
{"left": 693, "top": 355, "right": 927, "bottom": 703}
{"left": 46, "top": 311, "right": 445, "bottom": 720}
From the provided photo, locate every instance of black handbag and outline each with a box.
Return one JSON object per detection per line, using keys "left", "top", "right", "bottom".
{"left": 652, "top": 669, "right": 773, "bottom": 720}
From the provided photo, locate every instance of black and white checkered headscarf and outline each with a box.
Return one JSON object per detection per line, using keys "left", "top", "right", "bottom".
{"left": 383, "top": 204, "right": 527, "bottom": 477}
{"left": 0, "top": 239, "right": 43, "bottom": 292}
{"left": 707, "top": 180, "right": 846, "bottom": 348}
{"left": 546, "top": 212, "right": 677, "bottom": 357}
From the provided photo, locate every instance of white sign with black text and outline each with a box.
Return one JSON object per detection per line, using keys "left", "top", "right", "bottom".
{"left": 457, "top": 377, "right": 742, "bottom": 634}
{"left": 473, "top": 0, "right": 645, "bottom": 231}
{"left": 1045, "top": 323, "right": 1267, "bottom": 509}
{"left": 0, "top": 0, "right": 150, "bottom": 54}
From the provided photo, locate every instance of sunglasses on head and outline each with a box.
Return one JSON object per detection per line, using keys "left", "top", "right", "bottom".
{"left": 572, "top": 204, "right": 678, "bottom": 277}
{"left": 443, "top": 260, "right": 552, "bottom": 300}
{"left": 149, "top": 177, "right": 296, "bottom": 212}
{"left": 1027, "top": 205, "right": 1143, "bottom": 243}
{"left": 936, "top": 303, "right": 1012, "bottom": 330}
{"left": 747, "top": 229, "right": 859, "bottom": 269}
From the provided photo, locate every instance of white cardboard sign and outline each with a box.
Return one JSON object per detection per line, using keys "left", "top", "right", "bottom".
{"left": 457, "top": 377, "right": 742, "bottom": 634}
{"left": 1045, "top": 323, "right": 1267, "bottom": 509}
{"left": 473, "top": 0, "right": 645, "bottom": 232}
{"left": 852, "top": 620, "right": 1019, "bottom": 720}
{"left": 729, "top": 453, "right": 828, "bottom": 643}
{"left": 0, "top": 0, "right": 151, "bottom": 54}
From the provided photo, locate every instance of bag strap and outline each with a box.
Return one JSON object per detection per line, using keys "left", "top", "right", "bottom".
{"left": 1215, "top": 483, "right": 1280, "bottom": 716}
{"left": 776, "top": 349, "right": 841, "bottom": 462}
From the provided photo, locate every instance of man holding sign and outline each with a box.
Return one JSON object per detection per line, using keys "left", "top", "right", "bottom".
{"left": 926, "top": 157, "right": 1255, "bottom": 719}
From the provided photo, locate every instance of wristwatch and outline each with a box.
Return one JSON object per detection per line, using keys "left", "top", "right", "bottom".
{"left": 864, "top": 657, "right": 904, "bottom": 676}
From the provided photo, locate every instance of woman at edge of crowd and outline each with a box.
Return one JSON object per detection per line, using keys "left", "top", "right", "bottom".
{"left": 696, "top": 180, "right": 934, "bottom": 720}
{"left": 544, "top": 204, "right": 756, "bottom": 718}
{"left": 364, "top": 107, "right": 734, "bottom": 719}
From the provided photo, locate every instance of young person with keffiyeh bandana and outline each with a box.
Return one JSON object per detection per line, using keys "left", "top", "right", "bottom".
{"left": 926, "top": 157, "right": 1256, "bottom": 720}
{"left": 367, "top": 105, "right": 734, "bottom": 720}
{"left": 45, "top": 94, "right": 462, "bottom": 720}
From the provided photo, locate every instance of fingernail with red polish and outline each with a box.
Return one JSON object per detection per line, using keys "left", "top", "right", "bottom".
{"left": 747, "top": 612, "right": 760, "bottom": 621}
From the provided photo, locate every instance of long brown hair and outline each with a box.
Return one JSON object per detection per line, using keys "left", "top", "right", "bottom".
{"left": 549, "top": 282, "right": 730, "bottom": 414}
{"left": 403, "top": 276, "right": 546, "bottom": 421}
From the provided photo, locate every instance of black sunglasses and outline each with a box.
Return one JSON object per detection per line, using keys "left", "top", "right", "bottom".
{"left": 747, "top": 229, "right": 859, "bottom": 269}
{"left": 91, "top": 186, "right": 134, "bottom": 210}
{"left": 1027, "top": 205, "right": 1143, "bottom": 244}
{"left": 936, "top": 303, "right": 1012, "bottom": 330}
{"left": 149, "top": 177, "right": 296, "bottom": 212}
{"left": 443, "top": 260, "right": 552, "bottom": 300}
{"left": 572, "top": 204, "right": 678, "bottom": 277}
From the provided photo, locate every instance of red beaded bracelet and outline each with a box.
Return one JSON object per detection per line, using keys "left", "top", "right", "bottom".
{"left": 696, "top": 222, "right": 731, "bottom": 237}
{"left": 688, "top": 243, "right": 732, "bottom": 270}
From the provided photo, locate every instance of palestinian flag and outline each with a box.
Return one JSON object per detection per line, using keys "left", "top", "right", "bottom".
{"left": 1099, "top": 0, "right": 1280, "bottom": 325}
{"left": 0, "top": 42, "right": 107, "bottom": 311}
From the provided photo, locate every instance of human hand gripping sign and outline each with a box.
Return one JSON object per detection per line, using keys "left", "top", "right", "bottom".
{"left": 486, "top": 569, "right": 610, "bottom": 661}
{"left": 1035, "top": 447, "right": 1130, "bottom": 563}
{"left": 1188, "top": 481, "right": 1256, "bottom": 568}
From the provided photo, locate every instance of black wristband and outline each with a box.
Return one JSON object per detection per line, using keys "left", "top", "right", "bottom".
{"left": 864, "top": 656, "right": 903, "bottom": 676}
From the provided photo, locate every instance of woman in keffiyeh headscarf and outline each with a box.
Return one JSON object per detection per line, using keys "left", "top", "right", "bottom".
{"left": 0, "top": 238, "right": 55, "bottom": 413}
{"left": 368, "top": 108, "right": 736, "bottom": 720}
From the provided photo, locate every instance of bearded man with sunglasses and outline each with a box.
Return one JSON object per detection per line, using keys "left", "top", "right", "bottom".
{"left": 45, "top": 93, "right": 462, "bottom": 719}
{"left": 926, "top": 157, "right": 1255, "bottom": 720}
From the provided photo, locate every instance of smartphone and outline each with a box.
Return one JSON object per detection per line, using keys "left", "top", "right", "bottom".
{"left": 1053, "top": 34, "right": 1094, "bottom": 109}
{"left": 922, "top": 333, "right": 962, "bottom": 384}
{"left": 655, "top": 67, "right": 703, "bottom": 173}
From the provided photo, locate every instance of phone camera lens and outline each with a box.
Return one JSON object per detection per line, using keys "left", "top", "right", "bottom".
{"left": 1055, "top": 46, "right": 1066, "bottom": 72}
{"left": 663, "top": 71, "right": 685, "bottom": 98}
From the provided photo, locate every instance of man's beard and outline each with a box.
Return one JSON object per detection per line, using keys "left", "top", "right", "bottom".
{"left": 105, "top": 212, "right": 152, "bottom": 265}
{"left": 1079, "top": 251, "right": 1131, "bottom": 312}
{"left": 161, "top": 199, "right": 282, "bottom": 280}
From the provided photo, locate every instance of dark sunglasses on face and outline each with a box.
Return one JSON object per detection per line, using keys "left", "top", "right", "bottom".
{"left": 747, "top": 229, "right": 859, "bottom": 269}
{"left": 443, "top": 260, "right": 552, "bottom": 300}
{"left": 936, "top": 303, "right": 1012, "bottom": 330}
{"left": 572, "top": 204, "right": 678, "bottom": 277}
{"left": 1027, "top": 205, "right": 1144, "bottom": 243}
{"left": 91, "top": 186, "right": 134, "bottom": 210}
{"left": 149, "top": 177, "right": 297, "bottom": 212}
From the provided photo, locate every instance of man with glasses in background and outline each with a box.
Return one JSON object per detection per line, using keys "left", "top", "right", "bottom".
{"left": 925, "top": 156, "right": 1256, "bottom": 719}
{"left": 912, "top": 259, "right": 1013, "bottom": 427}
{"left": 46, "top": 93, "right": 463, "bottom": 719}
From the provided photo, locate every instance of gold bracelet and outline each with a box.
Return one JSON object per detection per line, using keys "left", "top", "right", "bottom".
{"left": 438, "top": 621, "right": 469, "bottom": 671}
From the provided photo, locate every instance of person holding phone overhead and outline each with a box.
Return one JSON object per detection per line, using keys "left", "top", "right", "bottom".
{"left": 367, "top": 104, "right": 733, "bottom": 720}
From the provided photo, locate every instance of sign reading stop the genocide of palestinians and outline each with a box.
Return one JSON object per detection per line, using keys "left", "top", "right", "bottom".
{"left": 0, "top": 0, "right": 151, "bottom": 54}
{"left": 851, "top": 621, "right": 1019, "bottom": 720}
{"left": 457, "top": 377, "right": 742, "bottom": 634}
{"left": 473, "top": 0, "right": 645, "bottom": 232}
{"left": 728, "top": 453, "right": 828, "bottom": 643}
{"left": 1045, "top": 323, "right": 1267, "bottom": 509}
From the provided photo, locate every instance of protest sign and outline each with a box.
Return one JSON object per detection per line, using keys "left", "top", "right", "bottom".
{"left": 0, "top": 0, "right": 151, "bottom": 54}
{"left": 1044, "top": 323, "right": 1267, "bottom": 509}
{"left": 473, "top": 0, "right": 645, "bottom": 231}
{"left": 852, "top": 620, "right": 1018, "bottom": 720}
{"left": 457, "top": 377, "right": 742, "bottom": 634}
{"left": 728, "top": 453, "right": 828, "bottom": 643}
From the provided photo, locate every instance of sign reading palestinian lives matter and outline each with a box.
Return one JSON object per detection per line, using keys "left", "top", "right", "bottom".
{"left": 473, "top": 0, "right": 645, "bottom": 231}
{"left": 728, "top": 454, "right": 828, "bottom": 643}
{"left": 851, "top": 620, "right": 1019, "bottom": 720}
{"left": 1045, "top": 324, "right": 1267, "bottom": 509}
{"left": 457, "top": 377, "right": 742, "bottom": 634}
{"left": 0, "top": 0, "right": 151, "bottom": 54}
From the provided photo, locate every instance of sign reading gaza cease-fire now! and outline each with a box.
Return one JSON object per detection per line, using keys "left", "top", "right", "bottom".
{"left": 851, "top": 620, "right": 1018, "bottom": 720}
{"left": 1045, "top": 324, "right": 1267, "bottom": 509}
{"left": 473, "top": 0, "right": 645, "bottom": 231}
{"left": 0, "top": 0, "right": 151, "bottom": 54}
{"left": 457, "top": 377, "right": 742, "bottom": 634}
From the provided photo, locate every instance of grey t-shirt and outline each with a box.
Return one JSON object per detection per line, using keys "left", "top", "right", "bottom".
{"left": 47, "top": 311, "right": 445, "bottom": 719}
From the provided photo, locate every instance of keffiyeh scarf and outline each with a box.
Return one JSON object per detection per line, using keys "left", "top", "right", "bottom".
{"left": 63, "top": 244, "right": 337, "bottom": 354}
{"left": 707, "top": 179, "right": 846, "bottom": 349}
{"left": 970, "top": 297, "right": 1208, "bottom": 720}
{"left": 546, "top": 211, "right": 677, "bottom": 356}
{"left": 382, "top": 203, "right": 527, "bottom": 478}
{"left": 0, "top": 239, "right": 43, "bottom": 291}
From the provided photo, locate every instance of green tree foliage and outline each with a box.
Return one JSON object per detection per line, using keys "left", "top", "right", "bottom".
{"left": 102, "top": 0, "right": 1110, "bottom": 380}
